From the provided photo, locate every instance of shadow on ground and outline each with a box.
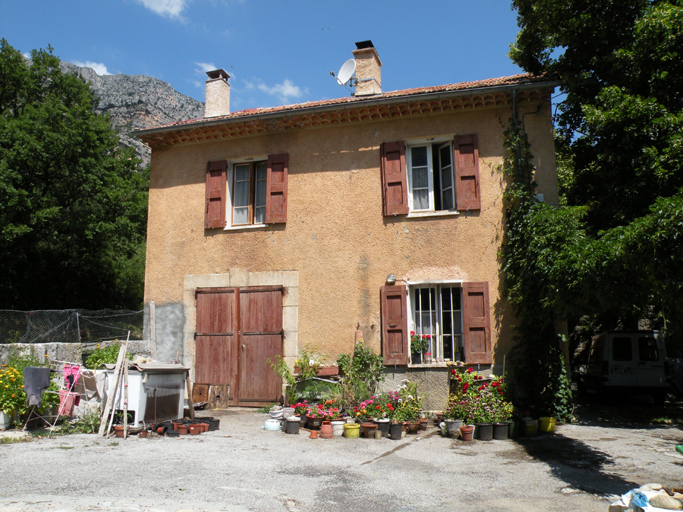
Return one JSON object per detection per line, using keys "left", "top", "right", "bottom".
{"left": 512, "top": 433, "right": 637, "bottom": 497}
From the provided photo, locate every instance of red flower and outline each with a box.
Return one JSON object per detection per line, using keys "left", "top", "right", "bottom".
{"left": 451, "top": 369, "right": 456, "bottom": 374}
{"left": 376, "top": 405, "right": 381, "bottom": 410}
{"left": 467, "top": 367, "right": 473, "bottom": 374}
{"left": 462, "top": 383, "right": 469, "bottom": 392}
{"left": 387, "top": 404, "right": 394, "bottom": 410}
{"left": 410, "top": 331, "right": 415, "bottom": 336}
{"left": 425, "top": 334, "right": 431, "bottom": 339}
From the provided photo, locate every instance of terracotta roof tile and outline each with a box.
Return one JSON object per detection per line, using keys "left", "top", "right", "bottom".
{"left": 144, "top": 73, "right": 556, "bottom": 132}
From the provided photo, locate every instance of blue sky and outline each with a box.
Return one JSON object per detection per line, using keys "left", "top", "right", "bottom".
{"left": 1, "top": 0, "right": 524, "bottom": 112}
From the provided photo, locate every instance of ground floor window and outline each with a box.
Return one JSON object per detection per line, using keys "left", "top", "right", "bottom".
{"left": 409, "top": 284, "right": 462, "bottom": 364}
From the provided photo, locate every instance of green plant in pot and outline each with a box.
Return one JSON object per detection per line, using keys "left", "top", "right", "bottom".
{"left": 336, "top": 339, "right": 385, "bottom": 407}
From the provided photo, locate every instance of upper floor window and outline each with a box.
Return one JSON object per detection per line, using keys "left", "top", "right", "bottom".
{"left": 205, "top": 153, "right": 288, "bottom": 229}
{"left": 380, "top": 134, "right": 481, "bottom": 216}
{"left": 407, "top": 142, "right": 455, "bottom": 212}
{"left": 232, "top": 161, "right": 267, "bottom": 226}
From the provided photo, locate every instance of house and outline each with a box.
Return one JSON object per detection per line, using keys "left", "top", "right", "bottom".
{"left": 135, "top": 41, "right": 559, "bottom": 410}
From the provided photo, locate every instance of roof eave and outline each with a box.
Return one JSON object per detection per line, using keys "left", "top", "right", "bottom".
{"left": 133, "top": 78, "right": 560, "bottom": 140}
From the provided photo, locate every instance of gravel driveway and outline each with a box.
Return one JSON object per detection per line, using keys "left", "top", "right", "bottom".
{"left": 1, "top": 407, "right": 682, "bottom": 512}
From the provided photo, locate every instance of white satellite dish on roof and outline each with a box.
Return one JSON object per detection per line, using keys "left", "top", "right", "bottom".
{"left": 335, "top": 59, "right": 356, "bottom": 86}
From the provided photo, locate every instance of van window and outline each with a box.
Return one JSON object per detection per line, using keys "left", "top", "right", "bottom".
{"left": 638, "top": 337, "right": 659, "bottom": 362}
{"left": 612, "top": 337, "right": 633, "bottom": 361}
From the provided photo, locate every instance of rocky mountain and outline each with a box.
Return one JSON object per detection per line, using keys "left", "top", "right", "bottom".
{"left": 61, "top": 62, "right": 205, "bottom": 167}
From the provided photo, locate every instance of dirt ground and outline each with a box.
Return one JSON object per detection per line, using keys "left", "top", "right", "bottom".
{"left": 0, "top": 398, "right": 682, "bottom": 512}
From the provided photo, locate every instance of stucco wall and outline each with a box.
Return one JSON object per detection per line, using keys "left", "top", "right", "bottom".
{"left": 144, "top": 98, "right": 557, "bottom": 382}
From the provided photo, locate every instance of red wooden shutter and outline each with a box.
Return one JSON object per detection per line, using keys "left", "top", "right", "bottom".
{"left": 380, "top": 142, "right": 408, "bottom": 216}
{"left": 205, "top": 160, "right": 227, "bottom": 229}
{"left": 454, "top": 134, "right": 481, "bottom": 211}
{"left": 462, "top": 282, "right": 492, "bottom": 364}
{"left": 380, "top": 285, "right": 409, "bottom": 365}
{"left": 265, "top": 153, "right": 288, "bottom": 224}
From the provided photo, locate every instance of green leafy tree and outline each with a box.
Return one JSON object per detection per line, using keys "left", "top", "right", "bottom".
{"left": 0, "top": 40, "right": 148, "bottom": 309}
{"left": 507, "top": 0, "right": 683, "bottom": 352}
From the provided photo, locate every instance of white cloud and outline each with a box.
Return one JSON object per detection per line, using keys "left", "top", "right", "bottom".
{"left": 136, "top": 0, "right": 189, "bottom": 20}
{"left": 256, "top": 79, "right": 305, "bottom": 103}
{"left": 71, "top": 61, "right": 112, "bottom": 75}
{"left": 195, "top": 61, "right": 217, "bottom": 74}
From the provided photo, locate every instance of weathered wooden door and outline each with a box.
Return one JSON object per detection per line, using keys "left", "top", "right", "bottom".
{"left": 237, "top": 287, "right": 283, "bottom": 405}
{"left": 195, "top": 286, "right": 283, "bottom": 406}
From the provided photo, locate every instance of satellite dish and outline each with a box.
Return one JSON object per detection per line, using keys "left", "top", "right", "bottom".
{"left": 336, "top": 59, "right": 356, "bottom": 86}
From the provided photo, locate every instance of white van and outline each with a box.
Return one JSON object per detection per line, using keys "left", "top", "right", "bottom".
{"left": 579, "top": 330, "right": 670, "bottom": 403}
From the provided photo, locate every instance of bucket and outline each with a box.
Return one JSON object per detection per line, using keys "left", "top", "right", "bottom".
{"left": 264, "top": 419, "right": 281, "bottom": 431}
{"left": 331, "top": 420, "right": 345, "bottom": 437}
{"left": 343, "top": 423, "right": 360, "bottom": 438}
{"left": 539, "top": 417, "right": 556, "bottom": 433}
{"left": 285, "top": 417, "right": 300, "bottom": 434}
{"left": 524, "top": 419, "right": 539, "bottom": 436}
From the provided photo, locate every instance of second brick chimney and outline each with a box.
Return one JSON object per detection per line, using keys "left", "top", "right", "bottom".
{"left": 352, "top": 40, "right": 382, "bottom": 96}
{"left": 204, "top": 69, "right": 230, "bottom": 118}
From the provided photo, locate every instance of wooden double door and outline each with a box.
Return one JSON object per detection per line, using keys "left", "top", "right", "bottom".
{"left": 195, "top": 286, "right": 283, "bottom": 407}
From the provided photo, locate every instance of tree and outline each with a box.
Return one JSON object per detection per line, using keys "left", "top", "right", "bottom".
{"left": 505, "top": 0, "right": 683, "bottom": 351}
{"left": 0, "top": 40, "right": 148, "bottom": 310}
{"left": 496, "top": 1, "right": 683, "bottom": 416}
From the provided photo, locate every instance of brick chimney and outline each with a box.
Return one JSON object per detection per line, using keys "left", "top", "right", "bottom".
{"left": 352, "top": 40, "right": 382, "bottom": 96}
{"left": 204, "top": 69, "right": 230, "bottom": 118}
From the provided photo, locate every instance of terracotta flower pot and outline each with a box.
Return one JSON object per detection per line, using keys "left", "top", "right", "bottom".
{"left": 361, "top": 422, "right": 378, "bottom": 438}
{"left": 460, "top": 425, "right": 474, "bottom": 441}
{"left": 320, "top": 420, "right": 334, "bottom": 439}
{"left": 189, "top": 425, "right": 200, "bottom": 435}
{"left": 178, "top": 425, "right": 188, "bottom": 435}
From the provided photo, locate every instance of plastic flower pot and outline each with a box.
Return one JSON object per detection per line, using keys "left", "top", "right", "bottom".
{"left": 539, "top": 417, "right": 556, "bottom": 433}
{"left": 475, "top": 423, "right": 493, "bottom": 441}
{"left": 389, "top": 423, "right": 403, "bottom": 440}
{"left": 343, "top": 423, "right": 360, "bottom": 438}
{"left": 493, "top": 422, "right": 509, "bottom": 440}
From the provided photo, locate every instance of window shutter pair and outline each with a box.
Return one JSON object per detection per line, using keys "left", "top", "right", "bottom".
{"left": 204, "top": 153, "right": 288, "bottom": 228}
{"left": 379, "top": 135, "right": 481, "bottom": 215}
{"left": 379, "top": 282, "right": 491, "bottom": 366}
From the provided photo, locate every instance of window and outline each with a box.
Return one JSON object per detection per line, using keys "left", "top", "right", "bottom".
{"left": 410, "top": 284, "right": 462, "bottom": 363}
{"left": 379, "top": 281, "right": 491, "bottom": 366}
{"left": 231, "top": 161, "right": 267, "bottom": 226}
{"left": 380, "top": 134, "right": 480, "bottom": 216}
{"left": 205, "top": 153, "right": 288, "bottom": 229}
{"left": 638, "top": 336, "right": 659, "bottom": 362}
{"left": 407, "top": 142, "right": 455, "bottom": 212}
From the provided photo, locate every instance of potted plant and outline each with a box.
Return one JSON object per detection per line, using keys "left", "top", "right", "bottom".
{"left": 0, "top": 365, "right": 25, "bottom": 429}
{"left": 410, "top": 331, "right": 430, "bottom": 364}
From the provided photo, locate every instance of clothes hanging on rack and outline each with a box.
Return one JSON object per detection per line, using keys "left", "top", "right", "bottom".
{"left": 23, "top": 367, "right": 52, "bottom": 406}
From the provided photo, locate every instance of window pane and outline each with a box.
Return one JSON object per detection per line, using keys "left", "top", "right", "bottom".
{"left": 413, "top": 166, "right": 429, "bottom": 188}
{"left": 414, "top": 189, "right": 429, "bottom": 210}
{"left": 234, "top": 180, "right": 249, "bottom": 207}
{"left": 638, "top": 337, "right": 658, "bottom": 362}
{"left": 233, "top": 206, "right": 249, "bottom": 225}
{"left": 439, "top": 144, "right": 451, "bottom": 168}
{"left": 255, "top": 179, "right": 267, "bottom": 207}
{"left": 612, "top": 337, "right": 633, "bottom": 361}
{"left": 254, "top": 206, "right": 265, "bottom": 224}
{"left": 235, "top": 164, "right": 250, "bottom": 182}
{"left": 411, "top": 146, "right": 428, "bottom": 167}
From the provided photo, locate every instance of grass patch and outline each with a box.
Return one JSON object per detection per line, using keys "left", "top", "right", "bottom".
{"left": 0, "top": 436, "right": 31, "bottom": 444}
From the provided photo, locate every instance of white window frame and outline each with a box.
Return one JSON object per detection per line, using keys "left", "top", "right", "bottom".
{"left": 224, "top": 156, "right": 269, "bottom": 231}
{"left": 406, "top": 280, "right": 464, "bottom": 365}
{"left": 406, "top": 137, "right": 457, "bottom": 215}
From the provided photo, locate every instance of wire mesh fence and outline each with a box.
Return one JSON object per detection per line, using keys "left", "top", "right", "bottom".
{"left": 0, "top": 309, "right": 143, "bottom": 344}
